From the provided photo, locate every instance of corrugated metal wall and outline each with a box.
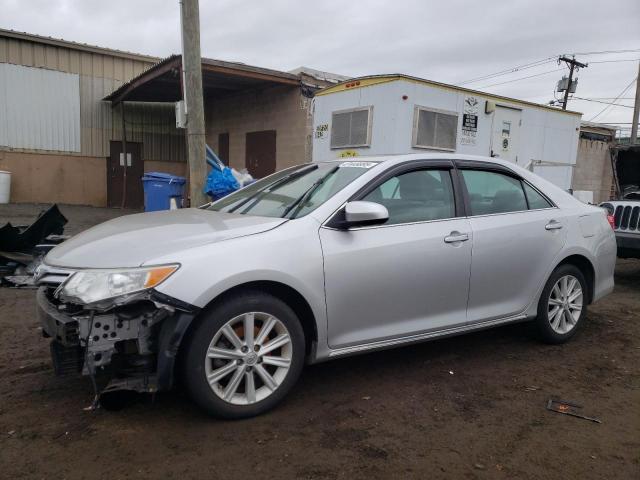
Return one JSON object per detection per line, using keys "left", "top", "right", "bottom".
{"left": 113, "top": 102, "right": 186, "bottom": 163}
{"left": 0, "top": 63, "right": 81, "bottom": 151}
{"left": 0, "top": 34, "right": 185, "bottom": 162}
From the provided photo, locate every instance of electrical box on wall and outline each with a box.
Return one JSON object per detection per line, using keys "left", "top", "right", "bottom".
{"left": 485, "top": 100, "right": 496, "bottom": 114}
{"left": 175, "top": 100, "right": 187, "bottom": 129}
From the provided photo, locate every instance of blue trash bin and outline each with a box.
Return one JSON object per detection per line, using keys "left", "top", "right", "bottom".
{"left": 142, "top": 172, "right": 186, "bottom": 212}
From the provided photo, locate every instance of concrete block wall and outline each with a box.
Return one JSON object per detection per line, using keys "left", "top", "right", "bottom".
{"left": 205, "top": 84, "right": 312, "bottom": 173}
{"left": 0, "top": 150, "right": 107, "bottom": 205}
{"left": 573, "top": 138, "right": 614, "bottom": 203}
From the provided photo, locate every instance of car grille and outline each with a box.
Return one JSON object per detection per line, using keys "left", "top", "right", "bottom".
{"left": 614, "top": 205, "right": 640, "bottom": 231}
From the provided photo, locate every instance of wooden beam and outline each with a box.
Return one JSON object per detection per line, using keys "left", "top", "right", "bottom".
{"left": 202, "top": 63, "right": 300, "bottom": 86}
{"left": 106, "top": 56, "right": 181, "bottom": 105}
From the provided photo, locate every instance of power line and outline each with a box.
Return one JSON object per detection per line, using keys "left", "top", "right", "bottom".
{"left": 587, "top": 76, "right": 638, "bottom": 121}
{"left": 474, "top": 68, "right": 565, "bottom": 89}
{"left": 570, "top": 97, "right": 634, "bottom": 108}
{"left": 459, "top": 50, "right": 640, "bottom": 86}
{"left": 588, "top": 58, "right": 640, "bottom": 64}
{"left": 585, "top": 97, "right": 635, "bottom": 100}
{"left": 567, "top": 48, "right": 640, "bottom": 56}
{"left": 458, "top": 57, "right": 557, "bottom": 85}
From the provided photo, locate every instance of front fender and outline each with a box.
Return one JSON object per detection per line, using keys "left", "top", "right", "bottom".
{"left": 150, "top": 219, "right": 329, "bottom": 360}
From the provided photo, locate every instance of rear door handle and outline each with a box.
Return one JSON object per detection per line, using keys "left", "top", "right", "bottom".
{"left": 545, "top": 221, "right": 563, "bottom": 230}
{"left": 444, "top": 232, "right": 469, "bottom": 243}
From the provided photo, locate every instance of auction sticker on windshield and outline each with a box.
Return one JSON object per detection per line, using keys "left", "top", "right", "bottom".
{"left": 339, "top": 161, "right": 376, "bottom": 168}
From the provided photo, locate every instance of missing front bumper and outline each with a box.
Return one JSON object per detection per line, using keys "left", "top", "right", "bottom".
{"left": 36, "top": 286, "right": 199, "bottom": 394}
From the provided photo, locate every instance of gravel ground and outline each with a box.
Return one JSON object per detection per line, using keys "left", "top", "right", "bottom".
{"left": 0, "top": 204, "right": 638, "bottom": 479}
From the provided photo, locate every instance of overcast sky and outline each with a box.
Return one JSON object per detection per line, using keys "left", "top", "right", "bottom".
{"left": 3, "top": 0, "right": 639, "bottom": 129}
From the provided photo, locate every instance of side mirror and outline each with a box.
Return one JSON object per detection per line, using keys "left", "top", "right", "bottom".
{"left": 341, "top": 201, "right": 389, "bottom": 228}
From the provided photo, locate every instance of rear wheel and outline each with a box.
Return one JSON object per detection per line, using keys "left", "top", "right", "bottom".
{"left": 535, "top": 264, "right": 587, "bottom": 344}
{"left": 183, "top": 291, "right": 305, "bottom": 418}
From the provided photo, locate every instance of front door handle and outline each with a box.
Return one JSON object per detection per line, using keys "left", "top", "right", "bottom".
{"left": 444, "top": 232, "right": 469, "bottom": 243}
{"left": 545, "top": 221, "right": 563, "bottom": 230}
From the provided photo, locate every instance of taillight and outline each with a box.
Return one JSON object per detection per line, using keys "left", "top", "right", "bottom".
{"left": 607, "top": 214, "right": 615, "bottom": 230}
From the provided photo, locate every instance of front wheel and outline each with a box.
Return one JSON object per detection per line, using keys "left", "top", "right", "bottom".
{"left": 534, "top": 264, "right": 587, "bottom": 344}
{"left": 183, "top": 291, "right": 305, "bottom": 419}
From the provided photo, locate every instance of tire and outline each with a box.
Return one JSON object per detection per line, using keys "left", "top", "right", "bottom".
{"left": 534, "top": 264, "right": 588, "bottom": 344}
{"left": 182, "top": 290, "right": 305, "bottom": 419}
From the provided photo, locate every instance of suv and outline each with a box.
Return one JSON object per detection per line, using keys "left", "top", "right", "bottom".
{"left": 600, "top": 201, "right": 640, "bottom": 259}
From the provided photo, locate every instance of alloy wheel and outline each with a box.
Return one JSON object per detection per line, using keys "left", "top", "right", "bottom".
{"left": 547, "top": 274, "right": 583, "bottom": 334}
{"left": 204, "top": 312, "right": 292, "bottom": 405}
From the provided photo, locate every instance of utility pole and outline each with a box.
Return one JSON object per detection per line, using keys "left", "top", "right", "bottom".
{"left": 631, "top": 61, "right": 640, "bottom": 143}
{"left": 559, "top": 56, "right": 588, "bottom": 110}
{"left": 180, "top": 0, "right": 207, "bottom": 206}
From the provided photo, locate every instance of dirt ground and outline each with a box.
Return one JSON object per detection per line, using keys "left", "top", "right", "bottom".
{"left": 0, "top": 204, "right": 638, "bottom": 480}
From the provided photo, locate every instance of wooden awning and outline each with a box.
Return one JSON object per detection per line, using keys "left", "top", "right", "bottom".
{"left": 104, "top": 55, "right": 301, "bottom": 104}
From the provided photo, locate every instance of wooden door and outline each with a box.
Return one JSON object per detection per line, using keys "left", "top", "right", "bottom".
{"left": 245, "top": 130, "right": 276, "bottom": 178}
{"left": 218, "top": 133, "right": 229, "bottom": 166}
{"left": 108, "top": 141, "right": 144, "bottom": 209}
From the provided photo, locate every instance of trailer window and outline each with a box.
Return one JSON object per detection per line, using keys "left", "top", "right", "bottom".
{"left": 413, "top": 106, "right": 458, "bottom": 151}
{"left": 330, "top": 107, "right": 372, "bottom": 148}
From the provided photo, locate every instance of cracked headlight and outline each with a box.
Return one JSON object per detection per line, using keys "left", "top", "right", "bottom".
{"left": 58, "top": 264, "right": 179, "bottom": 305}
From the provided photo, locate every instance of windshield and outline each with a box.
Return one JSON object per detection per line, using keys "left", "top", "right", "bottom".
{"left": 208, "top": 162, "right": 376, "bottom": 218}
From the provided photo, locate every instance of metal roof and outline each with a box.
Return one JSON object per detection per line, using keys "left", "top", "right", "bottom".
{"left": 0, "top": 28, "right": 159, "bottom": 63}
{"left": 315, "top": 74, "right": 582, "bottom": 116}
{"left": 103, "top": 54, "right": 304, "bottom": 104}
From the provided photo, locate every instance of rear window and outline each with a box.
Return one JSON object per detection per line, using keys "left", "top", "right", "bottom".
{"left": 462, "top": 170, "right": 527, "bottom": 215}
{"left": 523, "top": 182, "right": 553, "bottom": 210}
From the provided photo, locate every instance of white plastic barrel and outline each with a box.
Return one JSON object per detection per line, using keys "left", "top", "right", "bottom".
{"left": 0, "top": 171, "right": 10, "bottom": 204}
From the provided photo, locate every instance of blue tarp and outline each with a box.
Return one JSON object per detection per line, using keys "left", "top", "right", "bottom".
{"left": 205, "top": 167, "right": 240, "bottom": 200}
{"left": 204, "top": 145, "right": 240, "bottom": 200}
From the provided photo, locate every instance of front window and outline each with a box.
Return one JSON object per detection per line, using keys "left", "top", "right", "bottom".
{"left": 362, "top": 169, "right": 456, "bottom": 225}
{"left": 208, "top": 162, "right": 375, "bottom": 219}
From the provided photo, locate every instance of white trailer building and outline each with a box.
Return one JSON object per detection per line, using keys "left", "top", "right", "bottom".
{"left": 312, "top": 75, "right": 582, "bottom": 190}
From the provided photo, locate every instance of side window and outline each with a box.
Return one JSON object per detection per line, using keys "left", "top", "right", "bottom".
{"left": 412, "top": 107, "right": 458, "bottom": 151}
{"left": 330, "top": 107, "right": 372, "bottom": 148}
{"left": 362, "top": 169, "right": 455, "bottom": 225}
{"left": 523, "top": 182, "right": 553, "bottom": 209}
{"left": 461, "top": 170, "right": 527, "bottom": 215}
{"left": 378, "top": 177, "right": 400, "bottom": 199}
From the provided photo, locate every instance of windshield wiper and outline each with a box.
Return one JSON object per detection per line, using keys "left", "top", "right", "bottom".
{"left": 282, "top": 165, "right": 339, "bottom": 219}
{"left": 227, "top": 164, "right": 318, "bottom": 214}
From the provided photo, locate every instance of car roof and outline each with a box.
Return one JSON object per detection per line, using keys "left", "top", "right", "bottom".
{"left": 319, "top": 153, "right": 515, "bottom": 168}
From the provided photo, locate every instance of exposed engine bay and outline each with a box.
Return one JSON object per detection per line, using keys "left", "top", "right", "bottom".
{"left": 36, "top": 269, "right": 198, "bottom": 403}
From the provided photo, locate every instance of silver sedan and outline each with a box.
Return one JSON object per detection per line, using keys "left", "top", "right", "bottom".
{"left": 36, "top": 154, "right": 617, "bottom": 418}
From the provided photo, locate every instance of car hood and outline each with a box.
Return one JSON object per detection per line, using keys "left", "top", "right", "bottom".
{"left": 45, "top": 208, "right": 287, "bottom": 269}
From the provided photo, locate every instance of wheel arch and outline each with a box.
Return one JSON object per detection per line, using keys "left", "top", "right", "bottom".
{"left": 181, "top": 280, "right": 318, "bottom": 358}
{"left": 554, "top": 254, "right": 596, "bottom": 304}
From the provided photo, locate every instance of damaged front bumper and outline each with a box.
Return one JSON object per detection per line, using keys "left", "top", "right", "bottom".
{"left": 36, "top": 285, "right": 199, "bottom": 394}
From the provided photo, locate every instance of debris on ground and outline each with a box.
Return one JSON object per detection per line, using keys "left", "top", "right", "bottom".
{"left": 0, "top": 204, "right": 68, "bottom": 287}
{"left": 546, "top": 398, "right": 602, "bottom": 423}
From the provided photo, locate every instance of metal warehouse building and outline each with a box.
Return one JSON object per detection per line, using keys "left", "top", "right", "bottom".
{"left": 0, "top": 29, "right": 341, "bottom": 208}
